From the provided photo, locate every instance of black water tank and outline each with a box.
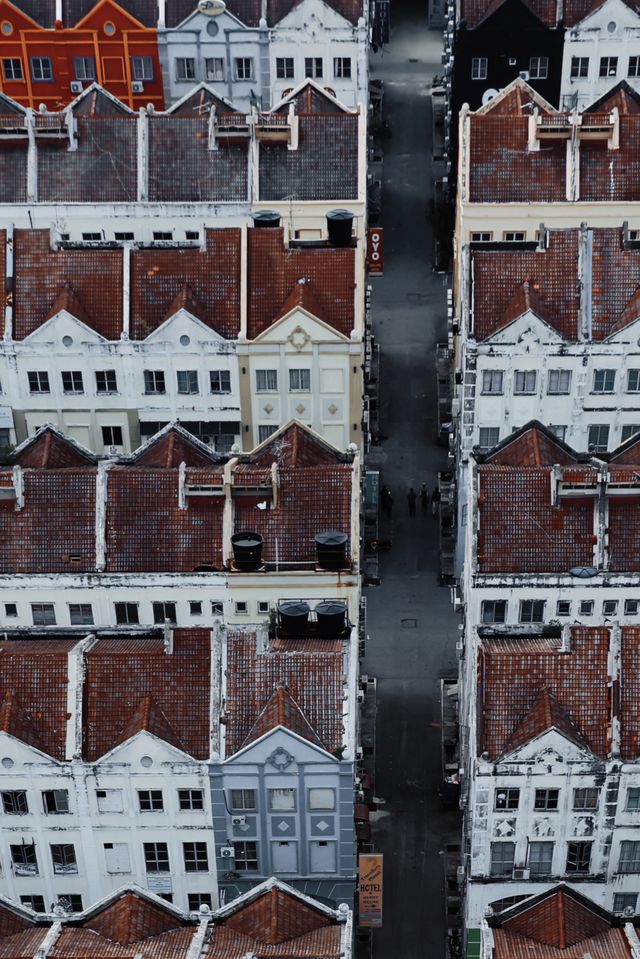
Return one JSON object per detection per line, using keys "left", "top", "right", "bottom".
{"left": 278, "top": 600, "right": 310, "bottom": 635}
{"left": 327, "top": 209, "right": 354, "bottom": 247}
{"left": 252, "top": 210, "right": 281, "bottom": 228}
{"left": 231, "top": 532, "right": 264, "bottom": 570}
{"left": 315, "top": 530, "right": 348, "bottom": 569}
{"left": 315, "top": 600, "right": 347, "bottom": 637}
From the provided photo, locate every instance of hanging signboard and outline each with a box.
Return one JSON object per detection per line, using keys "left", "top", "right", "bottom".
{"left": 368, "top": 227, "right": 384, "bottom": 275}
{"left": 358, "top": 853, "right": 383, "bottom": 926}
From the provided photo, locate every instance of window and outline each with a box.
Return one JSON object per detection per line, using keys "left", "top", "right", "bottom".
{"left": 68, "top": 603, "right": 93, "bottom": 626}
{"left": 115, "top": 232, "right": 134, "bottom": 242}
{"left": 519, "top": 600, "right": 544, "bottom": 624}
{"left": 62, "top": 371, "right": 84, "bottom": 395}
{"left": 471, "top": 231, "right": 492, "bottom": 242}
{"left": 547, "top": 369, "right": 571, "bottom": 394}
{"left": 104, "top": 842, "right": 131, "bottom": 874}
{"left": 2, "top": 58, "right": 23, "bottom": 80}
{"left": 308, "top": 788, "right": 335, "bottom": 810}
{"left": 599, "top": 56, "right": 618, "bottom": 78}
{"left": 257, "top": 369, "right": 278, "bottom": 392}
{"left": 114, "top": 602, "right": 139, "bottom": 625}
{"left": 514, "top": 371, "right": 537, "bottom": 395}
{"left": 471, "top": 57, "right": 488, "bottom": 80}
{"left": 504, "top": 231, "right": 525, "bottom": 242}
{"left": 96, "top": 370, "right": 117, "bottom": 393}
{"left": 234, "top": 58, "right": 253, "bottom": 80}
{"left": 571, "top": 56, "right": 589, "bottom": 79}
{"left": 231, "top": 789, "right": 256, "bottom": 810}
{"left": 131, "top": 56, "right": 153, "bottom": 81}
{"left": 144, "top": 842, "right": 169, "bottom": 872}
{"left": 31, "top": 603, "right": 56, "bottom": 626}
{"left": 11, "top": 844, "right": 37, "bottom": 874}
{"left": 205, "top": 58, "right": 224, "bottom": 81}
{"left": 276, "top": 57, "right": 294, "bottom": 79}
{"left": 2, "top": 791, "right": 27, "bottom": 814}
{"left": 603, "top": 600, "right": 618, "bottom": 617}
{"left": 566, "top": 841, "right": 592, "bottom": 874}
{"left": 153, "top": 231, "right": 172, "bottom": 240}
{"left": 184, "top": 842, "right": 209, "bottom": 872}
{"left": 494, "top": 788, "right": 519, "bottom": 811}
{"left": 557, "top": 601, "right": 571, "bottom": 616}
{"left": 481, "top": 371, "right": 503, "bottom": 395}
{"left": 614, "top": 893, "right": 638, "bottom": 913}
{"left": 588, "top": 424, "right": 609, "bottom": 453}
{"left": 620, "top": 842, "right": 640, "bottom": 874}
{"left": 138, "top": 790, "right": 164, "bottom": 812}
{"left": 625, "top": 600, "right": 639, "bottom": 616}
{"left": 189, "top": 601, "right": 202, "bottom": 616}
{"left": 57, "top": 895, "right": 83, "bottom": 913}
{"left": 176, "top": 57, "right": 196, "bottom": 81}
{"left": 258, "top": 601, "right": 270, "bottom": 614}
{"left": 210, "top": 370, "right": 231, "bottom": 393}
{"left": 102, "top": 426, "right": 123, "bottom": 447}
{"left": 334, "top": 57, "right": 352, "bottom": 79}
{"left": 28, "top": 371, "right": 50, "bottom": 393}
{"left": 235, "top": 601, "right": 248, "bottom": 615}
{"left": 580, "top": 600, "right": 594, "bottom": 616}
{"left": 51, "top": 844, "right": 78, "bottom": 875}
{"left": 304, "top": 57, "right": 323, "bottom": 78}
{"left": 233, "top": 841, "right": 258, "bottom": 870}
{"left": 152, "top": 601, "right": 177, "bottom": 625}
{"left": 529, "top": 56, "right": 548, "bottom": 79}
{"left": 593, "top": 369, "right": 615, "bottom": 393}
{"left": 628, "top": 788, "right": 640, "bottom": 810}
{"left": 177, "top": 370, "right": 198, "bottom": 395}
{"left": 269, "top": 788, "right": 295, "bottom": 811}
{"left": 622, "top": 425, "right": 640, "bottom": 443}
{"left": 188, "top": 893, "right": 212, "bottom": 909}
{"left": 43, "top": 790, "right": 69, "bottom": 814}
{"left": 4, "top": 603, "right": 16, "bottom": 617}
{"left": 73, "top": 56, "right": 95, "bottom": 80}
{"left": 96, "top": 789, "right": 123, "bottom": 813}
{"left": 186, "top": 231, "right": 199, "bottom": 241}
{"left": 258, "top": 425, "right": 278, "bottom": 442}
{"left": 82, "top": 233, "right": 101, "bottom": 242}
{"left": 31, "top": 56, "right": 53, "bottom": 81}
{"left": 481, "top": 600, "right": 507, "bottom": 624}
{"left": 490, "top": 842, "right": 515, "bottom": 876}
{"left": 629, "top": 56, "right": 640, "bottom": 78}
{"left": 179, "top": 789, "right": 204, "bottom": 811}
{"left": 478, "top": 427, "right": 500, "bottom": 451}
{"left": 573, "top": 788, "right": 598, "bottom": 810}
{"left": 20, "top": 896, "right": 45, "bottom": 912}
{"left": 630, "top": 370, "right": 640, "bottom": 393}
{"left": 144, "top": 370, "right": 166, "bottom": 395}
{"left": 211, "top": 601, "right": 224, "bottom": 615}
{"left": 289, "top": 369, "right": 311, "bottom": 391}
{"left": 529, "top": 841, "right": 553, "bottom": 876}
{"left": 535, "top": 788, "right": 559, "bottom": 810}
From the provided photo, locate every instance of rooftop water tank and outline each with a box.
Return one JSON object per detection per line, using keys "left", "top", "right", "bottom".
{"left": 315, "top": 530, "right": 348, "bottom": 570}
{"left": 278, "top": 600, "right": 310, "bottom": 635}
{"left": 315, "top": 600, "right": 347, "bottom": 637}
{"left": 231, "top": 532, "right": 264, "bottom": 571}
{"left": 326, "top": 209, "right": 354, "bottom": 247}
{"left": 252, "top": 210, "right": 281, "bottom": 228}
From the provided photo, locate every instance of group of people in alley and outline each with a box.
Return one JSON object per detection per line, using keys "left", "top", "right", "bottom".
{"left": 380, "top": 482, "right": 440, "bottom": 518}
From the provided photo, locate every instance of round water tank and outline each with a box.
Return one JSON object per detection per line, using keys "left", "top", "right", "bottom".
{"left": 231, "top": 532, "right": 264, "bottom": 571}
{"left": 315, "top": 530, "right": 348, "bottom": 569}
{"left": 326, "top": 209, "right": 354, "bottom": 247}
{"left": 252, "top": 210, "right": 281, "bottom": 228}
{"left": 279, "top": 600, "right": 310, "bottom": 635}
{"left": 315, "top": 600, "right": 347, "bottom": 637}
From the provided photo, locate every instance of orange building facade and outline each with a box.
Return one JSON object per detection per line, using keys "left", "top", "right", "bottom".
{"left": 0, "top": 0, "right": 164, "bottom": 110}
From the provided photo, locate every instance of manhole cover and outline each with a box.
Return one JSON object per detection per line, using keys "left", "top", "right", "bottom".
{"left": 401, "top": 618, "right": 417, "bottom": 628}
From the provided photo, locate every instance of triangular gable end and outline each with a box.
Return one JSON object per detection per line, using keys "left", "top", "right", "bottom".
{"left": 75, "top": 889, "right": 188, "bottom": 943}
{"left": 501, "top": 687, "right": 593, "bottom": 757}
{"left": 0, "top": 0, "right": 44, "bottom": 29}
{"left": 74, "top": 0, "right": 149, "bottom": 30}
{"left": 271, "top": 78, "right": 354, "bottom": 115}
{"left": 0, "top": 91, "right": 26, "bottom": 116}
{"left": 584, "top": 78, "right": 640, "bottom": 115}
{"left": 129, "top": 422, "right": 219, "bottom": 466}
{"left": 241, "top": 686, "right": 326, "bottom": 751}
{"left": 22, "top": 307, "right": 108, "bottom": 346}
{"left": 479, "top": 421, "right": 577, "bottom": 466}
{"left": 248, "top": 419, "right": 346, "bottom": 465}
{"left": 483, "top": 308, "right": 565, "bottom": 345}
{"left": 68, "top": 82, "right": 134, "bottom": 116}
{"left": 608, "top": 430, "right": 640, "bottom": 464}
{"left": 141, "top": 306, "right": 226, "bottom": 345}
{"left": 96, "top": 727, "right": 194, "bottom": 765}
{"left": 110, "top": 695, "right": 186, "bottom": 754}
{"left": 12, "top": 424, "right": 97, "bottom": 467}
{"left": 219, "top": 883, "right": 334, "bottom": 943}
{"left": 254, "top": 305, "right": 350, "bottom": 344}
{"left": 475, "top": 76, "right": 559, "bottom": 116}
{"left": 496, "top": 886, "right": 612, "bottom": 947}
{"left": 573, "top": 0, "right": 640, "bottom": 31}
{"left": 604, "top": 285, "right": 640, "bottom": 339}
{"left": 227, "top": 723, "right": 336, "bottom": 762}
{"left": 166, "top": 82, "right": 241, "bottom": 117}
{"left": 275, "top": 0, "right": 355, "bottom": 29}
{"left": 499, "top": 725, "right": 595, "bottom": 763}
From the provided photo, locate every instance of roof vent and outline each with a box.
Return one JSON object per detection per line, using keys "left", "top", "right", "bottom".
{"left": 278, "top": 600, "right": 310, "bottom": 635}
{"left": 326, "top": 209, "right": 354, "bottom": 247}
{"left": 315, "top": 530, "right": 348, "bottom": 569}
{"left": 252, "top": 210, "right": 281, "bottom": 228}
{"left": 231, "top": 531, "right": 264, "bottom": 571}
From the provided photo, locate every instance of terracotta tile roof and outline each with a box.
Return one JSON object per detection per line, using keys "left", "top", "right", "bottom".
{"left": 0, "top": 902, "right": 37, "bottom": 937}
{"left": 591, "top": 228, "right": 640, "bottom": 338}
{"left": 76, "top": 892, "right": 187, "bottom": 945}
{"left": 168, "top": 87, "right": 240, "bottom": 118}
{"left": 241, "top": 684, "right": 325, "bottom": 749}
{"left": 250, "top": 422, "right": 345, "bottom": 467}
{"left": 224, "top": 629, "right": 344, "bottom": 756}
{"left": 483, "top": 423, "right": 576, "bottom": 467}
{"left": 565, "top": 0, "right": 640, "bottom": 25}
{"left": 163, "top": 284, "right": 208, "bottom": 324}
{"left": 497, "top": 280, "right": 554, "bottom": 330}
{"left": 0, "top": 639, "right": 77, "bottom": 761}
{"left": 83, "top": 630, "right": 211, "bottom": 761}
{"left": 247, "top": 229, "right": 355, "bottom": 338}
{"left": 0, "top": 691, "right": 46, "bottom": 754}
{"left": 131, "top": 428, "right": 217, "bottom": 468}
{"left": 130, "top": 230, "right": 241, "bottom": 340}
{"left": 13, "top": 427, "right": 96, "bottom": 468}
{"left": 71, "top": 88, "right": 133, "bottom": 117}
{"left": 584, "top": 81, "right": 640, "bottom": 115}
{"left": 0, "top": 929, "right": 49, "bottom": 959}
{"left": 606, "top": 495, "right": 640, "bottom": 572}
{"left": 460, "top": 0, "right": 558, "bottom": 27}
{"left": 273, "top": 281, "right": 326, "bottom": 324}
{"left": 52, "top": 924, "right": 197, "bottom": 959}
{"left": 503, "top": 687, "right": 591, "bottom": 754}
{"left": 13, "top": 231, "right": 123, "bottom": 340}
{"left": 620, "top": 628, "right": 640, "bottom": 759}
{"left": 609, "top": 434, "right": 640, "bottom": 464}
{"left": 0, "top": 142, "right": 27, "bottom": 204}
{"left": 219, "top": 0, "right": 362, "bottom": 25}
{"left": 45, "top": 282, "right": 91, "bottom": 326}
{"left": 479, "top": 628, "right": 611, "bottom": 759}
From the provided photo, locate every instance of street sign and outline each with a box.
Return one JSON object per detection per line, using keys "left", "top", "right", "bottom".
{"left": 358, "top": 853, "right": 383, "bottom": 926}
{"left": 367, "top": 227, "right": 384, "bottom": 275}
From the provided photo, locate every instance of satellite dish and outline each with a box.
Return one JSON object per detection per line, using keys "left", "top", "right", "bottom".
{"left": 568, "top": 566, "right": 598, "bottom": 578}
{"left": 198, "top": 0, "right": 226, "bottom": 14}
{"left": 482, "top": 88, "right": 499, "bottom": 105}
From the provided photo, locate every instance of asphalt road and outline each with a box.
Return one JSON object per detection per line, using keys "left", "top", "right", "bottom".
{"left": 364, "top": 7, "right": 462, "bottom": 957}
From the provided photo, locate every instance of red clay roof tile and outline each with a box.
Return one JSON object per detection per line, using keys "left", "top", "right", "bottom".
{"left": 78, "top": 892, "right": 187, "bottom": 945}
{"left": 14, "top": 427, "right": 96, "bottom": 468}
{"left": 502, "top": 687, "right": 591, "bottom": 755}
{"left": 483, "top": 424, "right": 576, "bottom": 467}
{"left": 220, "top": 886, "right": 336, "bottom": 944}
{"left": 241, "top": 684, "right": 325, "bottom": 750}
{"left": 131, "top": 428, "right": 216, "bottom": 468}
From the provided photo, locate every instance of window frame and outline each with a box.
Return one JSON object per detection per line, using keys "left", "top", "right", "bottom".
{"left": 599, "top": 56, "right": 618, "bottom": 78}
{"left": 210, "top": 370, "right": 231, "bottom": 393}
{"left": 73, "top": 56, "right": 96, "bottom": 81}
{"left": 489, "top": 842, "right": 515, "bottom": 877}
{"left": 528, "top": 56, "right": 548, "bottom": 79}
{"left": 96, "top": 370, "right": 117, "bottom": 394}
{"left": 114, "top": 602, "right": 139, "bottom": 625}
{"left": 231, "top": 789, "right": 256, "bottom": 810}
{"left": 481, "top": 370, "right": 504, "bottom": 395}
{"left": 627, "top": 788, "right": 640, "bottom": 810}
{"left": 144, "top": 841, "right": 170, "bottom": 873}
{"left": 304, "top": 57, "right": 323, "bottom": 78}
{"left": 593, "top": 369, "right": 616, "bottom": 394}
{"left": 43, "top": 789, "right": 69, "bottom": 814}
{"left": 513, "top": 370, "right": 537, "bottom": 395}
{"left": 183, "top": 841, "right": 209, "bottom": 872}
{"left": 570, "top": 56, "right": 588, "bottom": 79}
{"left": 308, "top": 788, "right": 336, "bottom": 811}
{"left": 30, "top": 56, "right": 53, "bottom": 82}
{"left": 588, "top": 424, "right": 609, "bottom": 453}
{"left": 2, "top": 58, "right": 23, "bottom": 81}
{"left": 556, "top": 600, "right": 571, "bottom": 616}
{"left": 61, "top": 370, "right": 84, "bottom": 395}
{"left": 175, "top": 57, "right": 196, "bottom": 81}
{"left": 528, "top": 841, "right": 554, "bottom": 876}
{"left": 625, "top": 600, "right": 640, "bottom": 617}
{"left": 131, "top": 56, "right": 154, "bottom": 81}
{"left": 334, "top": 57, "right": 352, "bottom": 79}
{"left": 234, "top": 57, "right": 253, "bottom": 81}
{"left": 28, "top": 371, "right": 50, "bottom": 394}
{"left": 471, "top": 57, "right": 488, "bottom": 80}
{"left": 289, "top": 368, "right": 311, "bottom": 392}
{"left": 579, "top": 599, "right": 594, "bottom": 616}
{"left": 566, "top": 841, "right": 592, "bottom": 874}
{"left": 256, "top": 369, "right": 278, "bottom": 392}
{"left": 102, "top": 425, "right": 123, "bottom": 447}
{"left": 547, "top": 369, "right": 571, "bottom": 395}
{"left": 573, "top": 787, "right": 598, "bottom": 811}
{"left": 613, "top": 892, "right": 638, "bottom": 914}
{"left": 11, "top": 843, "right": 38, "bottom": 874}
{"left": 50, "top": 843, "right": 78, "bottom": 875}
{"left": 629, "top": 56, "right": 640, "bottom": 78}
{"left": 519, "top": 600, "right": 545, "bottom": 624}
{"left": 138, "top": 790, "right": 164, "bottom": 813}
{"left": 534, "top": 788, "right": 560, "bottom": 810}
{"left": 276, "top": 57, "right": 294, "bottom": 79}
{"left": 179, "top": 789, "right": 204, "bottom": 811}
{"left": 205, "top": 57, "right": 224, "bottom": 81}
{"left": 481, "top": 600, "right": 507, "bottom": 624}
{"left": 494, "top": 788, "right": 519, "bottom": 811}
{"left": 144, "top": 370, "right": 166, "bottom": 395}
{"left": 2, "top": 790, "right": 28, "bottom": 815}
{"left": 152, "top": 601, "right": 177, "bottom": 625}
{"left": 31, "top": 602, "right": 56, "bottom": 626}
{"left": 233, "top": 840, "right": 258, "bottom": 871}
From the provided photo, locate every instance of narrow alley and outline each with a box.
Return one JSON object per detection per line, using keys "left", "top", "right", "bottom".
{"left": 364, "top": 5, "right": 462, "bottom": 957}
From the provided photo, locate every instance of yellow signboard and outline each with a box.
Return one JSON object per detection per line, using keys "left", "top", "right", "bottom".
{"left": 358, "top": 853, "right": 383, "bottom": 927}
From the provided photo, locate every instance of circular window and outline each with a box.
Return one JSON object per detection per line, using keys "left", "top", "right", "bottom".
{"left": 607, "top": 19, "right": 617, "bottom": 31}
{"left": 140, "top": 755, "right": 153, "bottom": 768}
{"left": 179, "top": 334, "right": 191, "bottom": 346}
{"left": 62, "top": 335, "right": 73, "bottom": 347}
{"left": 103, "top": 20, "right": 116, "bottom": 35}
{"left": 1, "top": 21, "right": 13, "bottom": 35}
{"left": 1, "top": 757, "right": 14, "bottom": 769}
{"left": 206, "top": 19, "right": 219, "bottom": 36}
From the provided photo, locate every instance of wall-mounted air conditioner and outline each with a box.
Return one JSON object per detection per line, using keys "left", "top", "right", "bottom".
{"left": 132, "top": 81, "right": 144, "bottom": 93}
{"left": 70, "top": 81, "right": 83, "bottom": 93}
{"left": 231, "top": 815, "right": 246, "bottom": 826}
{"left": 220, "top": 846, "right": 235, "bottom": 858}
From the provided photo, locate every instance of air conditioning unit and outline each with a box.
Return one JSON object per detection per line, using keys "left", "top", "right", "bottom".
{"left": 70, "top": 81, "right": 83, "bottom": 93}
{"left": 513, "top": 867, "right": 530, "bottom": 880}
{"left": 231, "top": 815, "right": 246, "bottom": 826}
{"left": 357, "top": 689, "right": 365, "bottom": 703}
{"left": 132, "top": 80, "right": 144, "bottom": 93}
{"left": 519, "top": 71, "right": 529, "bottom": 81}
{"left": 356, "top": 746, "right": 364, "bottom": 760}
{"left": 220, "top": 846, "right": 235, "bottom": 858}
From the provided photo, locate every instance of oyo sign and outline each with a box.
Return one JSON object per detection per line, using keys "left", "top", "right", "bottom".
{"left": 367, "top": 227, "right": 384, "bottom": 275}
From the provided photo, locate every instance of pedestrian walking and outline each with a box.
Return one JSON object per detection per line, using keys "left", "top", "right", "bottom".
{"left": 380, "top": 485, "right": 393, "bottom": 519}
{"left": 407, "top": 487, "right": 416, "bottom": 517}
{"left": 431, "top": 486, "right": 441, "bottom": 516}
{"left": 420, "top": 482, "right": 429, "bottom": 513}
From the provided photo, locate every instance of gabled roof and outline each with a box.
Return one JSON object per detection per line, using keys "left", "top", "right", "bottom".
{"left": 73, "top": 0, "right": 151, "bottom": 29}
{"left": 273, "top": 280, "right": 326, "bottom": 323}
{"left": 12, "top": 425, "right": 97, "bottom": 468}
{"left": 72, "top": 890, "right": 188, "bottom": 944}
{"left": 111, "top": 695, "right": 186, "bottom": 754}
{"left": 216, "top": 884, "right": 336, "bottom": 944}
{"left": 166, "top": 83, "right": 239, "bottom": 117}
{"left": 606, "top": 284, "right": 640, "bottom": 337}
{"left": 130, "top": 425, "right": 218, "bottom": 468}
{"left": 213, "top": 0, "right": 363, "bottom": 27}
{"left": 45, "top": 282, "right": 91, "bottom": 326}
{"left": 498, "top": 280, "right": 553, "bottom": 330}
{"left": 273, "top": 79, "right": 353, "bottom": 115}
{"left": 460, "top": 0, "right": 559, "bottom": 27}
{"left": 0, "top": 92, "right": 26, "bottom": 117}
{"left": 502, "top": 687, "right": 592, "bottom": 755}
{"left": 608, "top": 430, "right": 640, "bottom": 464}
{"left": 475, "top": 77, "right": 557, "bottom": 115}
{"left": 249, "top": 421, "right": 346, "bottom": 467}
{"left": 68, "top": 83, "right": 134, "bottom": 117}
{"left": 0, "top": 0, "right": 50, "bottom": 27}
{"left": 584, "top": 79, "right": 640, "bottom": 115}
{"left": 163, "top": 284, "right": 207, "bottom": 324}
{"left": 0, "top": 691, "right": 46, "bottom": 754}
{"left": 480, "top": 422, "right": 576, "bottom": 466}
{"left": 241, "top": 684, "right": 326, "bottom": 750}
